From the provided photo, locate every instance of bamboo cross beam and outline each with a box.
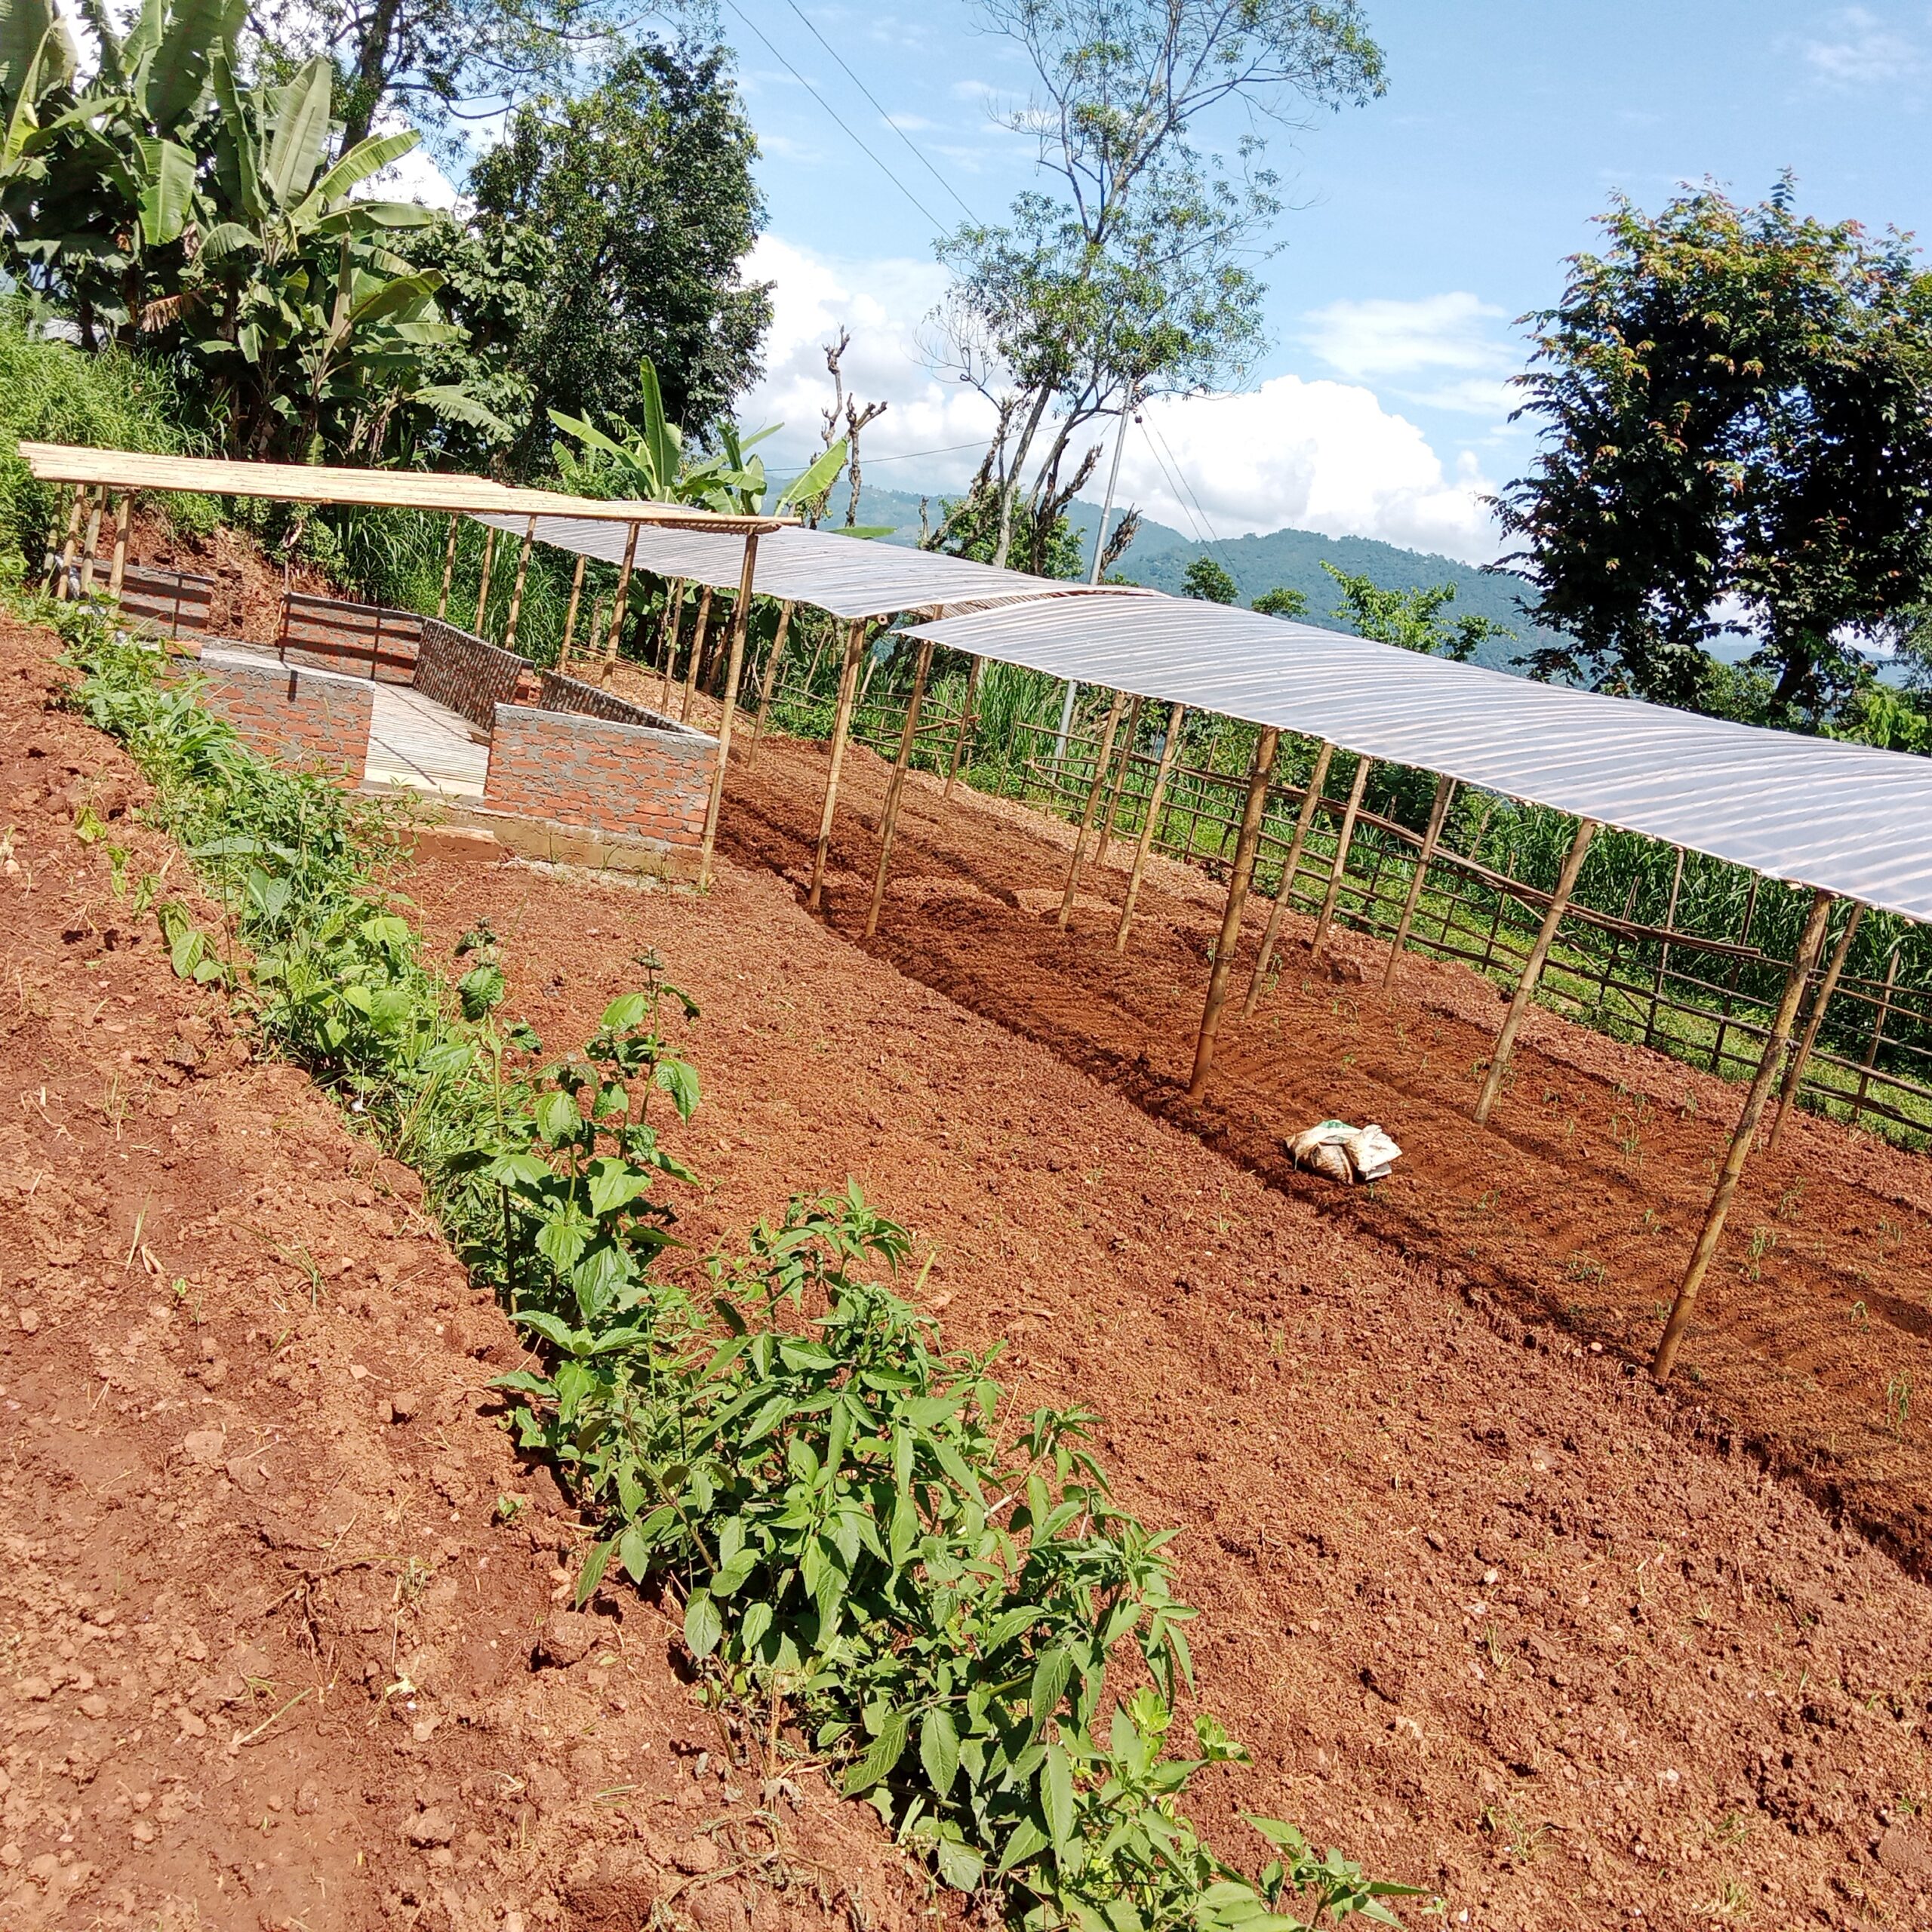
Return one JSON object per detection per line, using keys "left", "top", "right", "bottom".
{"left": 748, "top": 601, "right": 794, "bottom": 768}
{"left": 1309, "top": 755, "right": 1373, "bottom": 964}
{"left": 681, "top": 586, "right": 714, "bottom": 720}
{"left": 1057, "top": 688, "right": 1129, "bottom": 930}
{"left": 503, "top": 515, "right": 537, "bottom": 654}
{"left": 943, "top": 656, "right": 983, "bottom": 803}
{"left": 436, "top": 514, "right": 460, "bottom": 620}
{"left": 865, "top": 636, "right": 937, "bottom": 938}
{"left": 1767, "top": 898, "right": 1866, "bottom": 1149}
{"left": 700, "top": 534, "right": 762, "bottom": 890}
{"left": 107, "top": 493, "right": 131, "bottom": 600}
{"left": 808, "top": 620, "right": 870, "bottom": 913}
{"left": 1243, "top": 740, "right": 1334, "bottom": 1017}
{"left": 1473, "top": 817, "right": 1599, "bottom": 1125}
{"left": 1383, "top": 775, "right": 1457, "bottom": 989}
{"left": 1654, "top": 888, "right": 1836, "bottom": 1383}
{"left": 598, "top": 522, "right": 640, "bottom": 686}
{"left": 472, "top": 521, "right": 498, "bottom": 633}
{"left": 1113, "top": 702, "right": 1187, "bottom": 955}
{"left": 1187, "top": 726, "right": 1284, "bottom": 1100}
{"left": 558, "top": 552, "right": 587, "bottom": 669}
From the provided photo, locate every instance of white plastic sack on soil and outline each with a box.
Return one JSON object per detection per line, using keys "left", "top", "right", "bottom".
{"left": 1288, "top": 1119, "right": 1402, "bottom": 1186}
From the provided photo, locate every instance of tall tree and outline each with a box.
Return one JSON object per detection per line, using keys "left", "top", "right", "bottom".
{"left": 467, "top": 40, "right": 771, "bottom": 469}
{"left": 1322, "top": 562, "right": 1509, "bottom": 661}
{"left": 1496, "top": 182, "right": 1932, "bottom": 717}
{"left": 1181, "top": 555, "right": 1237, "bottom": 604}
{"left": 929, "top": 0, "right": 1383, "bottom": 573}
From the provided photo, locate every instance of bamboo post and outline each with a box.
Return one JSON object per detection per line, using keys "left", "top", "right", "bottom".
{"left": 1057, "top": 689, "right": 1129, "bottom": 929}
{"left": 558, "top": 552, "right": 587, "bottom": 669}
{"left": 1383, "top": 774, "right": 1457, "bottom": 989}
{"left": 808, "top": 620, "right": 869, "bottom": 913}
{"left": 748, "top": 601, "right": 794, "bottom": 768}
{"left": 598, "top": 522, "right": 640, "bottom": 685}
{"left": 78, "top": 491, "right": 104, "bottom": 595}
{"left": 657, "top": 580, "right": 685, "bottom": 706}
{"left": 472, "top": 521, "right": 498, "bottom": 633}
{"left": 1645, "top": 847, "right": 1687, "bottom": 1050}
{"left": 436, "top": 514, "right": 460, "bottom": 620}
{"left": 699, "top": 536, "right": 761, "bottom": 891}
{"left": 1767, "top": 899, "right": 1865, "bottom": 1148}
{"left": 1473, "top": 818, "right": 1599, "bottom": 1125}
{"left": 1654, "top": 888, "right": 1836, "bottom": 1383}
{"left": 864, "top": 637, "right": 937, "bottom": 939}
{"left": 1309, "top": 755, "right": 1373, "bottom": 964}
{"left": 503, "top": 515, "right": 537, "bottom": 654}
{"left": 1243, "top": 740, "right": 1334, "bottom": 1018}
{"left": 1097, "top": 694, "right": 1143, "bottom": 869}
{"left": 107, "top": 493, "right": 131, "bottom": 600}
{"left": 681, "top": 586, "right": 714, "bottom": 720}
{"left": 944, "top": 655, "right": 983, "bottom": 802}
{"left": 42, "top": 487, "right": 70, "bottom": 594}
{"left": 1187, "top": 727, "right": 1284, "bottom": 1100}
{"left": 1851, "top": 949, "right": 1901, "bottom": 1126}
{"left": 1113, "top": 702, "right": 1187, "bottom": 955}
{"left": 53, "top": 488, "right": 89, "bottom": 599}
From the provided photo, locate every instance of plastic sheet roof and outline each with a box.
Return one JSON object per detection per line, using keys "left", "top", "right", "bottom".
{"left": 473, "top": 513, "right": 1143, "bottom": 620}
{"left": 898, "top": 593, "right": 1932, "bottom": 924}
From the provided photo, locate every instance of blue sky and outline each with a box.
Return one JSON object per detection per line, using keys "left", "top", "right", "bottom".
{"left": 714, "top": 0, "right": 1932, "bottom": 559}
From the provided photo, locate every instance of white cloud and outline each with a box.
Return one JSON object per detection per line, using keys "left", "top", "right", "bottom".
{"left": 1799, "top": 6, "right": 1925, "bottom": 84}
{"left": 1299, "top": 291, "right": 1517, "bottom": 417}
{"left": 743, "top": 235, "right": 1504, "bottom": 561}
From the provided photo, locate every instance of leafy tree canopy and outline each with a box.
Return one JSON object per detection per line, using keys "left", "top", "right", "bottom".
{"left": 1250, "top": 584, "right": 1307, "bottom": 618}
{"left": 1322, "top": 561, "right": 1510, "bottom": 662}
{"left": 1181, "top": 554, "right": 1237, "bottom": 604}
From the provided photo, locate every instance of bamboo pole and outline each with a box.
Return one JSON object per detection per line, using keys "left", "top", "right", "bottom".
{"left": 681, "top": 586, "right": 714, "bottom": 721}
{"left": 42, "top": 487, "right": 71, "bottom": 594}
{"left": 1852, "top": 949, "right": 1902, "bottom": 1125}
{"left": 436, "top": 514, "right": 460, "bottom": 620}
{"left": 1767, "top": 899, "right": 1866, "bottom": 1149}
{"left": 1057, "top": 688, "right": 1129, "bottom": 929}
{"left": 1243, "top": 740, "right": 1334, "bottom": 1018}
{"left": 1309, "top": 755, "right": 1373, "bottom": 964}
{"left": 472, "top": 522, "right": 497, "bottom": 632}
{"left": 944, "top": 655, "right": 983, "bottom": 802}
{"left": 700, "top": 536, "right": 761, "bottom": 891}
{"left": 1187, "top": 727, "right": 1284, "bottom": 1100}
{"left": 864, "top": 636, "right": 937, "bottom": 939}
{"left": 808, "top": 620, "right": 869, "bottom": 913}
{"left": 78, "top": 490, "right": 104, "bottom": 595}
{"left": 1097, "top": 694, "right": 1143, "bottom": 870}
{"left": 748, "top": 601, "right": 794, "bottom": 768}
{"left": 53, "top": 488, "right": 89, "bottom": 599}
{"left": 1113, "top": 702, "right": 1187, "bottom": 955}
{"left": 107, "top": 492, "right": 131, "bottom": 600}
{"left": 1473, "top": 817, "right": 1599, "bottom": 1125}
{"left": 1654, "top": 888, "right": 1836, "bottom": 1383}
{"left": 1645, "top": 846, "right": 1687, "bottom": 1050}
{"left": 503, "top": 515, "right": 537, "bottom": 654}
{"left": 1383, "top": 775, "right": 1457, "bottom": 989}
{"left": 558, "top": 552, "right": 587, "bottom": 669}
{"left": 598, "top": 522, "right": 639, "bottom": 685}
{"left": 657, "top": 580, "right": 685, "bottom": 706}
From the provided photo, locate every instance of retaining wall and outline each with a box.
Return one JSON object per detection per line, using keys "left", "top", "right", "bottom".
{"left": 537, "top": 670, "right": 685, "bottom": 732}
{"left": 414, "top": 620, "right": 530, "bottom": 733}
{"left": 195, "top": 648, "right": 372, "bottom": 779}
{"left": 278, "top": 592, "right": 423, "bottom": 683}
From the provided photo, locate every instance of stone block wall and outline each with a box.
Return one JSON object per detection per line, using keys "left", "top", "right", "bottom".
{"left": 482, "top": 704, "right": 715, "bottom": 861}
{"left": 195, "top": 648, "right": 372, "bottom": 779}
{"left": 537, "top": 670, "right": 685, "bottom": 733}
{"left": 414, "top": 620, "right": 530, "bottom": 733}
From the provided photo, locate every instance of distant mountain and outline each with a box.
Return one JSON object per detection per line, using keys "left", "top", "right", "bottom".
{"left": 812, "top": 480, "right": 1561, "bottom": 676}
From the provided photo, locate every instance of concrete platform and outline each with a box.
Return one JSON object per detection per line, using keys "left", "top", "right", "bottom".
{"left": 364, "top": 681, "right": 488, "bottom": 796}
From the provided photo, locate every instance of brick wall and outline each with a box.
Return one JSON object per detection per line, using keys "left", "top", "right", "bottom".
{"left": 278, "top": 592, "right": 423, "bottom": 684}
{"left": 195, "top": 648, "right": 372, "bottom": 779}
{"left": 482, "top": 704, "right": 716, "bottom": 857}
{"left": 414, "top": 620, "right": 530, "bottom": 732}
{"left": 537, "top": 670, "right": 686, "bottom": 733}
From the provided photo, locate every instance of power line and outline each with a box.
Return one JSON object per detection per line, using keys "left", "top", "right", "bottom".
{"left": 1146, "top": 415, "right": 1244, "bottom": 574}
{"left": 718, "top": 0, "right": 949, "bottom": 232}
{"left": 861, "top": 438, "right": 986, "bottom": 463}
{"left": 777, "top": 0, "right": 980, "bottom": 225}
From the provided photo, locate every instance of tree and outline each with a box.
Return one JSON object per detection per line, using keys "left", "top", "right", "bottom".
{"left": 1321, "top": 561, "right": 1510, "bottom": 662}
{"left": 1251, "top": 585, "right": 1306, "bottom": 619}
{"left": 1496, "top": 182, "right": 1932, "bottom": 717}
{"left": 468, "top": 42, "right": 771, "bottom": 469}
{"left": 1181, "top": 555, "right": 1237, "bottom": 604}
{"left": 929, "top": 0, "right": 1384, "bottom": 573}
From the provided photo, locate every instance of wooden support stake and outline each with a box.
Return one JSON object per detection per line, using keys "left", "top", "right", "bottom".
{"left": 54, "top": 488, "right": 88, "bottom": 600}
{"left": 1654, "top": 888, "right": 1835, "bottom": 1383}
{"left": 1852, "top": 948, "right": 1901, "bottom": 1124}
{"left": 1383, "top": 774, "right": 1457, "bottom": 989}
{"left": 558, "top": 552, "right": 587, "bottom": 669}
{"left": 700, "top": 536, "right": 761, "bottom": 890}
{"left": 598, "top": 523, "right": 639, "bottom": 686}
{"left": 864, "top": 636, "right": 937, "bottom": 939}
{"left": 1097, "top": 694, "right": 1143, "bottom": 869}
{"left": 42, "top": 487, "right": 71, "bottom": 593}
{"left": 472, "top": 522, "right": 498, "bottom": 633}
{"left": 1767, "top": 899, "right": 1865, "bottom": 1148}
{"left": 808, "top": 620, "right": 869, "bottom": 913}
{"left": 1057, "top": 688, "right": 1128, "bottom": 929}
{"left": 1187, "top": 727, "right": 1284, "bottom": 1100}
{"left": 748, "top": 600, "right": 794, "bottom": 768}
{"left": 1113, "top": 702, "right": 1187, "bottom": 955}
{"left": 1242, "top": 740, "right": 1335, "bottom": 1018}
{"left": 436, "top": 514, "right": 460, "bottom": 620}
{"left": 78, "top": 490, "right": 104, "bottom": 595}
{"left": 681, "top": 586, "right": 714, "bottom": 720}
{"left": 1309, "top": 755, "right": 1373, "bottom": 964}
{"left": 943, "top": 655, "right": 983, "bottom": 802}
{"left": 107, "top": 492, "right": 131, "bottom": 600}
{"left": 503, "top": 515, "right": 536, "bottom": 654}
{"left": 1473, "top": 817, "right": 1599, "bottom": 1125}
{"left": 657, "top": 579, "right": 685, "bottom": 706}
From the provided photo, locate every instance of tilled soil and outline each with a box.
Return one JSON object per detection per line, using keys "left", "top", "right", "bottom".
{"left": 390, "top": 728, "right": 1932, "bottom": 1931}
{"left": 0, "top": 615, "right": 929, "bottom": 1931}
